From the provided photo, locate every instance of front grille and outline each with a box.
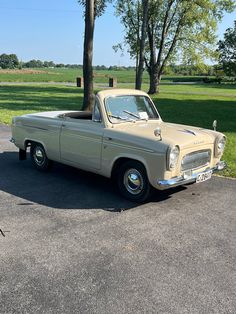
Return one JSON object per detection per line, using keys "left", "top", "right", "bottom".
{"left": 181, "top": 150, "right": 211, "bottom": 171}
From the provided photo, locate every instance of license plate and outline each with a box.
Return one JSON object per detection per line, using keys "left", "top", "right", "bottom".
{"left": 196, "top": 170, "right": 212, "bottom": 183}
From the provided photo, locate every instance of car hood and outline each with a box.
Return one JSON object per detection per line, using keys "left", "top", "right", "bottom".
{"left": 113, "top": 120, "right": 218, "bottom": 149}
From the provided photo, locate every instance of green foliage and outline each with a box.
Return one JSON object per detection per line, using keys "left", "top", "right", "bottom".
{"left": 23, "top": 60, "right": 73, "bottom": 68}
{"left": 218, "top": 20, "right": 236, "bottom": 77}
{"left": 169, "top": 0, "right": 235, "bottom": 64}
{"left": 166, "top": 64, "right": 217, "bottom": 76}
{"left": 78, "top": 0, "right": 110, "bottom": 18}
{"left": 23, "top": 59, "right": 44, "bottom": 68}
{"left": 0, "top": 54, "right": 19, "bottom": 69}
{"left": 115, "top": 0, "right": 236, "bottom": 93}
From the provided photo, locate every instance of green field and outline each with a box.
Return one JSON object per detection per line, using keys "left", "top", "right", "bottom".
{"left": 0, "top": 68, "right": 142, "bottom": 83}
{"left": 0, "top": 68, "right": 208, "bottom": 83}
{"left": 0, "top": 83, "right": 235, "bottom": 177}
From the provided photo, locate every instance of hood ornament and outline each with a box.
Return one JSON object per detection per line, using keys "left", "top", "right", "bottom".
{"left": 213, "top": 120, "right": 217, "bottom": 131}
{"left": 154, "top": 127, "right": 162, "bottom": 141}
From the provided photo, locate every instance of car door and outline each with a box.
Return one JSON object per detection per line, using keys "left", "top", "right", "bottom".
{"left": 60, "top": 106, "right": 104, "bottom": 170}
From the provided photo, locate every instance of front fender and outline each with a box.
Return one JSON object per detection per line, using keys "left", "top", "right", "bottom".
{"left": 101, "top": 148, "right": 166, "bottom": 189}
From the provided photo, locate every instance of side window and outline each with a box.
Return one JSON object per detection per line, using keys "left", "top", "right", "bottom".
{"left": 93, "top": 100, "right": 102, "bottom": 122}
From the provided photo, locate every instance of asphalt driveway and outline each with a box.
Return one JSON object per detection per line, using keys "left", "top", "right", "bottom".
{"left": 0, "top": 124, "right": 235, "bottom": 313}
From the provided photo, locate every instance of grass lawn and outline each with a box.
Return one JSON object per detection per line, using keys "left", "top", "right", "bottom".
{"left": 0, "top": 83, "right": 235, "bottom": 178}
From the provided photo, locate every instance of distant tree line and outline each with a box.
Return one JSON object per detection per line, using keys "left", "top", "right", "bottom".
{"left": 0, "top": 54, "right": 136, "bottom": 71}
{"left": 0, "top": 54, "right": 81, "bottom": 69}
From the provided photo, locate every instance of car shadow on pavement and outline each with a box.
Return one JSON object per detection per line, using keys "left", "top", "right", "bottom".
{"left": 0, "top": 151, "right": 184, "bottom": 211}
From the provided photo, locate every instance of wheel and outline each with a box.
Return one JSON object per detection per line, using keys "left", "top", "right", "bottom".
{"left": 30, "top": 143, "right": 52, "bottom": 171}
{"left": 117, "top": 160, "right": 151, "bottom": 202}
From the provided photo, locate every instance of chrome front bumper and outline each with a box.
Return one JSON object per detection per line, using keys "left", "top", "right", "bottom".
{"left": 157, "top": 161, "right": 227, "bottom": 190}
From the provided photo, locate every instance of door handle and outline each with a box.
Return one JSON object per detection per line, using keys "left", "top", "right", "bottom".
{"left": 104, "top": 137, "right": 113, "bottom": 141}
{"left": 62, "top": 124, "right": 66, "bottom": 127}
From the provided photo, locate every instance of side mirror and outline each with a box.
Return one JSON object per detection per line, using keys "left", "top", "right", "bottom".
{"left": 213, "top": 120, "right": 217, "bottom": 131}
{"left": 154, "top": 127, "right": 162, "bottom": 140}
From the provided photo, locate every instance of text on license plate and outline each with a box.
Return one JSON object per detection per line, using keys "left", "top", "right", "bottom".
{"left": 196, "top": 171, "right": 212, "bottom": 183}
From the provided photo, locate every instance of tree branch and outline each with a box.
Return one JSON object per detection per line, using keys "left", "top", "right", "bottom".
{"left": 144, "top": 56, "right": 150, "bottom": 70}
{"left": 160, "top": 15, "right": 184, "bottom": 74}
{"left": 156, "top": 0, "right": 175, "bottom": 69}
{"left": 147, "top": 20, "right": 156, "bottom": 69}
{"left": 166, "top": 0, "right": 180, "bottom": 35}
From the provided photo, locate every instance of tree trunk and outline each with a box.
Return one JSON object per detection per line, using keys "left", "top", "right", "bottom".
{"left": 82, "top": 0, "right": 95, "bottom": 111}
{"left": 148, "top": 67, "right": 161, "bottom": 94}
{"left": 148, "top": 71, "right": 158, "bottom": 94}
{"left": 135, "top": 0, "right": 149, "bottom": 90}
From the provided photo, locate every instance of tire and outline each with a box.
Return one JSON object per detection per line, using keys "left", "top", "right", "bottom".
{"left": 30, "top": 143, "right": 52, "bottom": 172}
{"left": 117, "top": 160, "right": 151, "bottom": 202}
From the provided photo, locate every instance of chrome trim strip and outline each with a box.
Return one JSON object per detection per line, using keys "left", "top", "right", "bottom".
{"left": 157, "top": 161, "right": 227, "bottom": 190}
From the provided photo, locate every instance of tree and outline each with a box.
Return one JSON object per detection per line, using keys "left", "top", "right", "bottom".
{"left": 218, "top": 20, "right": 236, "bottom": 77}
{"left": 43, "top": 61, "right": 55, "bottom": 68}
{"left": 79, "top": 0, "right": 109, "bottom": 111}
{"left": 82, "top": 0, "right": 95, "bottom": 111}
{"left": 0, "top": 54, "right": 19, "bottom": 69}
{"left": 116, "top": 0, "right": 235, "bottom": 94}
{"left": 136, "top": 0, "right": 149, "bottom": 90}
{"left": 23, "top": 59, "right": 43, "bottom": 68}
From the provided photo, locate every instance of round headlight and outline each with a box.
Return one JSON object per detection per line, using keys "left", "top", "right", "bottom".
{"left": 169, "top": 146, "right": 180, "bottom": 169}
{"left": 215, "top": 136, "right": 226, "bottom": 157}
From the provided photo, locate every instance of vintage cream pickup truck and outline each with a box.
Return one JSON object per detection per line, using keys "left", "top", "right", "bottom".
{"left": 11, "top": 89, "right": 226, "bottom": 202}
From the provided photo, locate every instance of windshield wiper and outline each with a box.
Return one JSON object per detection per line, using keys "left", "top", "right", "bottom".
{"left": 108, "top": 114, "right": 134, "bottom": 122}
{"left": 123, "top": 110, "right": 148, "bottom": 121}
{"left": 123, "top": 110, "right": 139, "bottom": 119}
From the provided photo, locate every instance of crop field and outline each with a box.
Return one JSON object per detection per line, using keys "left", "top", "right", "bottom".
{"left": 0, "top": 82, "right": 235, "bottom": 177}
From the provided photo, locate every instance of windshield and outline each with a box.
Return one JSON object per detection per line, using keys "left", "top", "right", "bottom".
{"left": 105, "top": 95, "right": 159, "bottom": 123}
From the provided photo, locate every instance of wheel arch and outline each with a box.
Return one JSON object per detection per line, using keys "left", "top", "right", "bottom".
{"left": 24, "top": 139, "right": 47, "bottom": 152}
{"left": 111, "top": 155, "right": 150, "bottom": 182}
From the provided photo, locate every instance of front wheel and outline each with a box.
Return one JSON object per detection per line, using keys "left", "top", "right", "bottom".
{"left": 117, "top": 161, "right": 151, "bottom": 202}
{"left": 30, "top": 143, "right": 52, "bottom": 171}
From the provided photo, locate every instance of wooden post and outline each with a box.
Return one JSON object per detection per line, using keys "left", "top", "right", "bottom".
{"left": 109, "top": 77, "right": 117, "bottom": 88}
{"left": 76, "top": 77, "right": 84, "bottom": 88}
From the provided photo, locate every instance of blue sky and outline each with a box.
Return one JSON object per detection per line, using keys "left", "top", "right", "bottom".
{"left": 0, "top": 0, "right": 236, "bottom": 66}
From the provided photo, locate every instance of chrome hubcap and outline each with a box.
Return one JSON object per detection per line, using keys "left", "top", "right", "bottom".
{"left": 34, "top": 147, "right": 45, "bottom": 165}
{"left": 124, "top": 168, "right": 144, "bottom": 195}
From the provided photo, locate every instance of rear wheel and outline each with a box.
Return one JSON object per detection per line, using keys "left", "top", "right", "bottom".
{"left": 117, "top": 160, "right": 151, "bottom": 202}
{"left": 30, "top": 143, "right": 52, "bottom": 171}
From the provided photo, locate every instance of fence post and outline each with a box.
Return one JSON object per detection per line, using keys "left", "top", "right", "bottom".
{"left": 109, "top": 77, "right": 117, "bottom": 88}
{"left": 76, "top": 77, "right": 84, "bottom": 88}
